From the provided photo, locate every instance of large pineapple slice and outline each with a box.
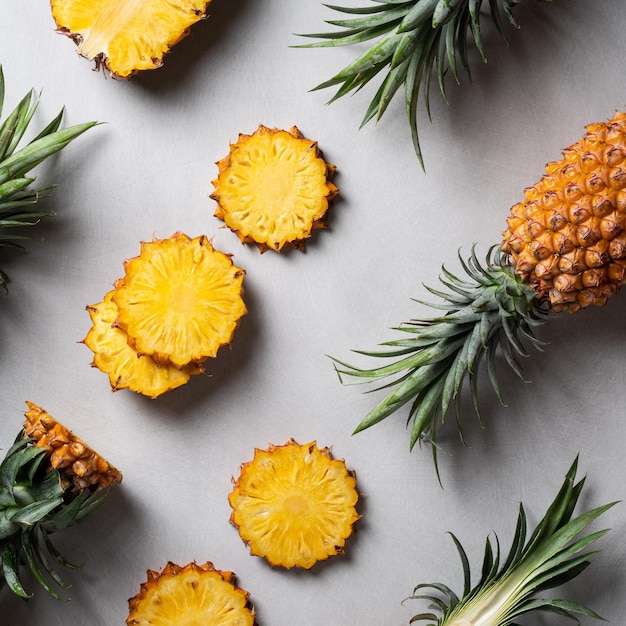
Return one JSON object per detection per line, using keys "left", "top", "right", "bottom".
{"left": 83, "top": 289, "right": 202, "bottom": 398}
{"left": 113, "top": 232, "right": 246, "bottom": 368}
{"left": 333, "top": 111, "right": 626, "bottom": 474}
{"left": 126, "top": 561, "right": 255, "bottom": 626}
{"left": 228, "top": 440, "right": 360, "bottom": 569}
{"left": 211, "top": 125, "right": 339, "bottom": 252}
{"left": 0, "top": 403, "right": 121, "bottom": 599}
{"left": 51, "top": 0, "right": 213, "bottom": 78}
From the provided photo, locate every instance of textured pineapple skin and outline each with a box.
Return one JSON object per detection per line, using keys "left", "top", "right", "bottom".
{"left": 50, "top": 0, "right": 213, "bottom": 78}
{"left": 502, "top": 111, "right": 626, "bottom": 313}
{"left": 23, "top": 401, "right": 122, "bottom": 490}
{"left": 126, "top": 561, "right": 255, "bottom": 626}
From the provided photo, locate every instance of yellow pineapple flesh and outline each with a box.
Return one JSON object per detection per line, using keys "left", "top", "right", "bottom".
{"left": 83, "top": 289, "right": 202, "bottom": 398}
{"left": 50, "top": 0, "right": 212, "bottom": 78}
{"left": 502, "top": 110, "right": 626, "bottom": 313}
{"left": 211, "top": 125, "right": 339, "bottom": 253}
{"left": 126, "top": 561, "right": 255, "bottom": 626}
{"left": 113, "top": 232, "right": 246, "bottom": 369}
{"left": 228, "top": 439, "right": 360, "bottom": 569}
{"left": 23, "top": 401, "right": 123, "bottom": 490}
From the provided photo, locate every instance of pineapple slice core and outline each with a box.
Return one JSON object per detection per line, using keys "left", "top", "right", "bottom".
{"left": 229, "top": 440, "right": 360, "bottom": 569}
{"left": 127, "top": 562, "right": 254, "bottom": 626}
{"left": 51, "top": 0, "right": 212, "bottom": 78}
{"left": 211, "top": 125, "right": 338, "bottom": 252}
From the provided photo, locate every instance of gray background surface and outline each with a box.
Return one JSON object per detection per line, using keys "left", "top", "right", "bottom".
{"left": 0, "top": 1, "right": 624, "bottom": 624}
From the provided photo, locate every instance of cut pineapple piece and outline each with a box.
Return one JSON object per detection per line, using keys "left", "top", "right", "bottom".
{"left": 113, "top": 232, "right": 246, "bottom": 368}
{"left": 126, "top": 561, "right": 255, "bottom": 626}
{"left": 51, "top": 0, "right": 212, "bottom": 78}
{"left": 211, "top": 125, "right": 339, "bottom": 252}
{"left": 228, "top": 440, "right": 360, "bottom": 569}
{"left": 23, "top": 401, "right": 123, "bottom": 490}
{"left": 83, "top": 289, "right": 202, "bottom": 398}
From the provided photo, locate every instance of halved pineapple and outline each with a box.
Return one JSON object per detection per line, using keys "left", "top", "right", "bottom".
{"left": 23, "top": 401, "right": 123, "bottom": 490}
{"left": 83, "top": 289, "right": 202, "bottom": 398}
{"left": 211, "top": 125, "right": 339, "bottom": 252}
{"left": 126, "top": 561, "right": 255, "bottom": 626}
{"left": 228, "top": 440, "right": 360, "bottom": 569}
{"left": 51, "top": 0, "right": 213, "bottom": 78}
{"left": 113, "top": 232, "right": 246, "bottom": 368}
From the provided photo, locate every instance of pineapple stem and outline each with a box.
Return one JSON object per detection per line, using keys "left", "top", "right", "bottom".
{"left": 407, "top": 457, "right": 617, "bottom": 625}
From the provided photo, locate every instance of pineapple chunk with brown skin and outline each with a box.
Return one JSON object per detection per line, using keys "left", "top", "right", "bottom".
{"left": 23, "top": 401, "right": 122, "bottom": 490}
{"left": 126, "top": 562, "right": 255, "bottom": 626}
{"left": 113, "top": 232, "right": 246, "bottom": 368}
{"left": 229, "top": 440, "right": 360, "bottom": 569}
{"left": 211, "top": 125, "right": 339, "bottom": 252}
{"left": 51, "top": 0, "right": 212, "bottom": 78}
{"left": 83, "top": 289, "right": 202, "bottom": 398}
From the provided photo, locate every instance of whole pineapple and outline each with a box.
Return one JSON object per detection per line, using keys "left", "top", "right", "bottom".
{"left": 334, "top": 111, "right": 626, "bottom": 473}
{"left": 0, "top": 402, "right": 122, "bottom": 599}
{"left": 0, "top": 66, "right": 95, "bottom": 291}
{"left": 299, "top": 0, "right": 553, "bottom": 167}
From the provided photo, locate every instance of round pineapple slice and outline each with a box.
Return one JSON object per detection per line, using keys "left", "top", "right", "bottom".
{"left": 228, "top": 439, "right": 360, "bottom": 569}
{"left": 23, "top": 401, "right": 123, "bottom": 490}
{"left": 113, "top": 232, "right": 246, "bottom": 368}
{"left": 83, "top": 289, "right": 202, "bottom": 398}
{"left": 211, "top": 125, "right": 339, "bottom": 253}
{"left": 51, "top": 0, "right": 213, "bottom": 79}
{"left": 126, "top": 561, "right": 255, "bottom": 626}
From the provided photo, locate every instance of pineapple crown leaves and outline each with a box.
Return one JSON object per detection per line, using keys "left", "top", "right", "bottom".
{"left": 406, "top": 456, "right": 618, "bottom": 625}
{"left": 331, "top": 246, "right": 551, "bottom": 478}
{"left": 0, "top": 433, "right": 109, "bottom": 600}
{"left": 0, "top": 65, "right": 97, "bottom": 290}
{"left": 296, "top": 0, "right": 551, "bottom": 169}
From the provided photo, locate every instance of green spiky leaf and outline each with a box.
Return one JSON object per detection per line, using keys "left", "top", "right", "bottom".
{"left": 298, "top": 0, "right": 551, "bottom": 168}
{"left": 0, "top": 65, "right": 97, "bottom": 291}
{"left": 407, "top": 457, "right": 617, "bottom": 625}
{"left": 332, "top": 246, "right": 550, "bottom": 478}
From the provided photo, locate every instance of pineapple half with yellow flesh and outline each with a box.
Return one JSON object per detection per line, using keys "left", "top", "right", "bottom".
{"left": 51, "top": 0, "right": 213, "bottom": 78}
{"left": 229, "top": 440, "right": 360, "bottom": 569}
{"left": 334, "top": 111, "right": 626, "bottom": 472}
{"left": 211, "top": 125, "right": 339, "bottom": 252}
{"left": 83, "top": 232, "right": 246, "bottom": 397}
{"left": 0, "top": 402, "right": 122, "bottom": 599}
{"left": 126, "top": 561, "right": 255, "bottom": 626}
